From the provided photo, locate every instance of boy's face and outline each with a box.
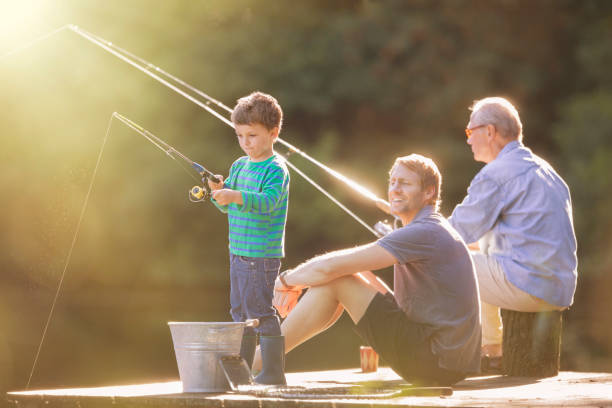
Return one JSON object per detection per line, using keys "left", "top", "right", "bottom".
{"left": 235, "top": 123, "right": 278, "bottom": 162}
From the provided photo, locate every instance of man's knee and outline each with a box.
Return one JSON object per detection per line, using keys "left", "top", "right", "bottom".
{"left": 325, "top": 274, "right": 373, "bottom": 296}
{"left": 328, "top": 274, "right": 378, "bottom": 323}
{"left": 305, "top": 275, "right": 357, "bottom": 301}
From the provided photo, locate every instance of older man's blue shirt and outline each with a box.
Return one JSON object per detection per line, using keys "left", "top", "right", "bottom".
{"left": 448, "top": 141, "right": 577, "bottom": 307}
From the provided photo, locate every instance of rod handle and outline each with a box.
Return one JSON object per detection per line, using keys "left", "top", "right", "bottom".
{"left": 192, "top": 162, "right": 220, "bottom": 183}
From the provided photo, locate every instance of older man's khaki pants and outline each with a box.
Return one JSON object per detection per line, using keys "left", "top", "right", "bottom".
{"left": 471, "top": 252, "right": 563, "bottom": 346}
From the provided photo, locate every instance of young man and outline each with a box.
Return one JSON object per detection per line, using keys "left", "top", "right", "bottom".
{"left": 266, "top": 154, "right": 481, "bottom": 385}
{"left": 208, "top": 91, "right": 290, "bottom": 385}
{"left": 448, "top": 97, "right": 577, "bottom": 367}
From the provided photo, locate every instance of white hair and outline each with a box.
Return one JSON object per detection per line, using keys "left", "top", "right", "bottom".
{"left": 470, "top": 97, "right": 523, "bottom": 141}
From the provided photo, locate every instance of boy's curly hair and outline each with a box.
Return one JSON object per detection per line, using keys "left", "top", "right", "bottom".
{"left": 231, "top": 91, "right": 283, "bottom": 132}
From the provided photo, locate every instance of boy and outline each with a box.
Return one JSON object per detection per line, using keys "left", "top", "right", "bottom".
{"left": 208, "top": 91, "right": 289, "bottom": 385}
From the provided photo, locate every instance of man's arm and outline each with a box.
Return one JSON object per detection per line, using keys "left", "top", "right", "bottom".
{"left": 280, "top": 242, "right": 398, "bottom": 288}
{"left": 448, "top": 175, "right": 505, "bottom": 244}
{"left": 273, "top": 243, "right": 396, "bottom": 318}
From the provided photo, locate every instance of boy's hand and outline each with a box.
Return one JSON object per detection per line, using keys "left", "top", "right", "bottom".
{"left": 211, "top": 189, "right": 243, "bottom": 206}
{"left": 207, "top": 175, "right": 224, "bottom": 191}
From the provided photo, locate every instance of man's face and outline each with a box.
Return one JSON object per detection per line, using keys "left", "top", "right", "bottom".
{"left": 388, "top": 165, "right": 431, "bottom": 224}
{"left": 466, "top": 113, "right": 494, "bottom": 163}
{"left": 235, "top": 123, "right": 278, "bottom": 162}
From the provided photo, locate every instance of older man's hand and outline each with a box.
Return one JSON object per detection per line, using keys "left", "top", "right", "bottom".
{"left": 273, "top": 273, "right": 303, "bottom": 318}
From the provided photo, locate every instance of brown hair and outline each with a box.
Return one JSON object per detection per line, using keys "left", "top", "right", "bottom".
{"left": 231, "top": 91, "right": 283, "bottom": 132}
{"left": 390, "top": 154, "right": 442, "bottom": 211}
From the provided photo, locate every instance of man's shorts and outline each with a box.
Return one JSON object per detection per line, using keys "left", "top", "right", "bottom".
{"left": 355, "top": 292, "right": 465, "bottom": 386}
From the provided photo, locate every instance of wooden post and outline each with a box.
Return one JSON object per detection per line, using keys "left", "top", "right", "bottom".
{"left": 500, "top": 309, "right": 562, "bottom": 377}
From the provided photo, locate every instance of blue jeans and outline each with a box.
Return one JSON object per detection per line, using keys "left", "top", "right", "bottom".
{"left": 229, "top": 254, "right": 281, "bottom": 336}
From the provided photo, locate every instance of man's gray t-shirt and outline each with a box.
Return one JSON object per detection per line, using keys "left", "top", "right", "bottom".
{"left": 377, "top": 206, "right": 481, "bottom": 374}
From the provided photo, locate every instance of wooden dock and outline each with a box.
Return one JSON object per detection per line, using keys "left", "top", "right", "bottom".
{"left": 7, "top": 368, "right": 612, "bottom": 407}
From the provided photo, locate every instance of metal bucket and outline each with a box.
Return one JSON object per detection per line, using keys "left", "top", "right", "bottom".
{"left": 168, "top": 322, "right": 246, "bottom": 392}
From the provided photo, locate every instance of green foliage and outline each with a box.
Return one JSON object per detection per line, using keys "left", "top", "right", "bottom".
{"left": 549, "top": 3, "right": 612, "bottom": 370}
{"left": 554, "top": 92, "right": 612, "bottom": 254}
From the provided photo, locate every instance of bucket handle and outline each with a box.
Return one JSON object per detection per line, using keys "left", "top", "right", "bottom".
{"left": 244, "top": 319, "right": 259, "bottom": 328}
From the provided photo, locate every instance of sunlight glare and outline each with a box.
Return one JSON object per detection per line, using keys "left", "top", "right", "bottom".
{"left": 10, "top": 381, "right": 182, "bottom": 397}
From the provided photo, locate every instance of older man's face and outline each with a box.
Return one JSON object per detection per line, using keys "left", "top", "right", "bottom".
{"left": 466, "top": 113, "right": 494, "bottom": 163}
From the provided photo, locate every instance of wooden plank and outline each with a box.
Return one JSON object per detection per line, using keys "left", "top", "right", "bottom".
{"left": 7, "top": 368, "right": 612, "bottom": 407}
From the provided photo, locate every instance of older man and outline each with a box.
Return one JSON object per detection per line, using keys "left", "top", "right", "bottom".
{"left": 448, "top": 97, "right": 577, "bottom": 364}
{"left": 263, "top": 154, "right": 480, "bottom": 386}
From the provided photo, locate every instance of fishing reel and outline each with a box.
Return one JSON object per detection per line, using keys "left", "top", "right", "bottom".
{"left": 373, "top": 218, "right": 400, "bottom": 237}
{"left": 189, "top": 185, "right": 210, "bottom": 202}
{"left": 189, "top": 173, "right": 221, "bottom": 203}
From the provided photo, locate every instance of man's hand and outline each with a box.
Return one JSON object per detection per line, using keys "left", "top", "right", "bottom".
{"left": 211, "top": 189, "right": 242, "bottom": 206}
{"left": 207, "top": 175, "right": 224, "bottom": 191}
{"left": 273, "top": 273, "right": 303, "bottom": 318}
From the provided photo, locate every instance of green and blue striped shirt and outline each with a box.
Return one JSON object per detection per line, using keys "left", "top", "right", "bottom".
{"left": 212, "top": 154, "right": 290, "bottom": 258}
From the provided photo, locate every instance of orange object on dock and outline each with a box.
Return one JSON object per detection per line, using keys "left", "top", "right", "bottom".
{"left": 360, "top": 346, "right": 379, "bottom": 373}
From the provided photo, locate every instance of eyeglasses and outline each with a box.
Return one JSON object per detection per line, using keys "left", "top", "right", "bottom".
{"left": 464, "top": 124, "right": 488, "bottom": 139}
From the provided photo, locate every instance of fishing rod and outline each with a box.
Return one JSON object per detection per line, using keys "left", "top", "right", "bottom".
{"left": 73, "top": 26, "right": 389, "bottom": 234}
{"left": 65, "top": 26, "right": 388, "bottom": 207}
{"left": 113, "top": 112, "right": 379, "bottom": 232}
{"left": 65, "top": 26, "right": 384, "bottom": 202}
{"left": 112, "top": 112, "right": 218, "bottom": 201}
{"left": 1, "top": 24, "right": 389, "bottom": 233}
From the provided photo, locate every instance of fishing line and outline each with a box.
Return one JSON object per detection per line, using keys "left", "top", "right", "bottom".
{"left": 280, "top": 159, "right": 379, "bottom": 236}
{"left": 0, "top": 24, "right": 70, "bottom": 61}
{"left": 26, "top": 113, "right": 113, "bottom": 390}
{"left": 72, "top": 27, "right": 233, "bottom": 116}
{"left": 25, "top": 111, "right": 225, "bottom": 387}
{"left": 68, "top": 25, "right": 235, "bottom": 128}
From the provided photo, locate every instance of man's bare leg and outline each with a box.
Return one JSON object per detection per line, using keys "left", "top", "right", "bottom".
{"left": 253, "top": 271, "right": 388, "bottom": 371}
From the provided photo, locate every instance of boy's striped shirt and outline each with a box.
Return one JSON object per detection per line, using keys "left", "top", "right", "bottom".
{"left": 212, "top": 154, "right": 289, "bottom": 258}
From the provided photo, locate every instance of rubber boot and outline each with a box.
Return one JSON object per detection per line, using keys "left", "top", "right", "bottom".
{"left": 254, "top": 335, "right": 287, "bottom": 385}
{"left": 239, "top": 335, "right": 257, "bottom": 369}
